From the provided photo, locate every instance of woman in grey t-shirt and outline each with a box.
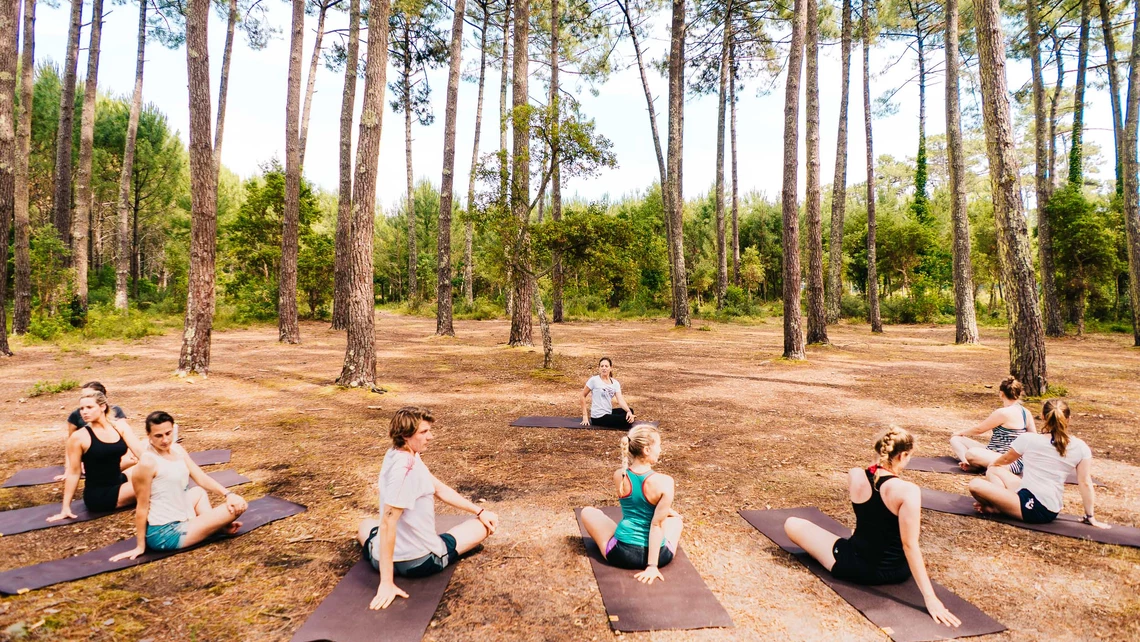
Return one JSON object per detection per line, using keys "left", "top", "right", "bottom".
{"left": 580, "top": 357, "right": 636, "bottom": 428}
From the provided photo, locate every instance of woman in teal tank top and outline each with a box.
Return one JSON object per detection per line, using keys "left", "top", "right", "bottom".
{"left": 580, "top": 424, "right": 683, "bottom": 584}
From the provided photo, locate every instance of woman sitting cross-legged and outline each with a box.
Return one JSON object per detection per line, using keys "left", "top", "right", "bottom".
{"left": 783, "top": 427, "right": 961, "bottom": 629}
{"left": 579, "top": 423, "right": 682, "bottom": 585}
{"left": 110, "top": 411, "right": 248, "bottom": 561}
{"left": 950, "top": 376, "right": 1035, "bottom": 473}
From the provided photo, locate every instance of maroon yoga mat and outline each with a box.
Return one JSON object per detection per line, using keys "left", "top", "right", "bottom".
{"left": 0, "top": 470, "right": 251, "bottom": 537}
{"left": 574, "top": 506, "right": 732, "bottom": 632}
{"left": 510, "top": 416, "right": 658, "bottom": 430}
{"left": 290, "top": 515, "right": 469, "bottom": 642}
{"left": 921, "top": 488, "right": 1140, "bottom": 548}
{"left": 740, "top": 508, "right": 1005, "bottom": 642}
{"left": 1, "top": 449, "right": 232, "bottom": 488}
{"left": 0, "top": 496, "right": 305, "bottom": 595}
{"left": 908, "top": 456, "right": 1096, "bottom": 486}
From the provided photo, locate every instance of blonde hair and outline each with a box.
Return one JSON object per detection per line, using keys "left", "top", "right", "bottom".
{"left": 620, "top": 423, "right": 659, "bottom": 470}
{"left": 874, "top": 426, "right": 914, "bottom": 478}
{"left": 1042, "top": 399, "right": 1072, "bottom": 456}
{"left": 79, "top": 390, "right": 110, "bottom": 416}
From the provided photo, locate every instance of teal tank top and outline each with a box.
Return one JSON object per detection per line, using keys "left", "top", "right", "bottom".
{"left": 613, "top": 468, "right": 663, "bottom": 547}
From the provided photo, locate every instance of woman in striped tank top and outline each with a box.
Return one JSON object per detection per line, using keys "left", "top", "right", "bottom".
{"left": 950, "top": 376, "right": 1036, "bottom": 474}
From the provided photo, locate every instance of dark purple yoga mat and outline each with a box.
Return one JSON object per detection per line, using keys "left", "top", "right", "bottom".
{"left": 574, "top": 506, "right": 732, "bottom": 632}
{"left": 290, "top": 515, "right": 468, "bottom": 642}
{"left": 1, "top": 449, "right": 232, "bottom": 488}
{"left": 921, "top": 488, "right": 1140, "bottom": 548}
{"left": 0, "top": 496, "right": 305, "bottom": 595}
{"left": 740, "top": 508, "right": 1005, "bottom": 642}
{"left": 510, "top": 416, "right": 658, "bottom": 430}
{"left": 0, "top": 470, "right": 251, "bottom": 536}
{"left": 908, "top": 456, "right": 1095, "bottom": 486}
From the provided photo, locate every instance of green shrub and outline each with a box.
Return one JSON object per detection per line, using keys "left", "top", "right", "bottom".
{"left": 454, "top": 297, "right": 500, "bottom": 320}
{"left": 840, "top": 293, "right": 868, "bottom": 320}
{"left": 28, "top": 379, "right": 80, "bottom": 398}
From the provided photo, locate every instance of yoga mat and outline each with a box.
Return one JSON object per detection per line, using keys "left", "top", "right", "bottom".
{"left": 0, "top": 496, "right": 305, "bottom": 595}
{"left": 921, "top": 488, "right": 1140, "bottom": 548}
{"left": 740, "top": 508, "right": 1005, "bottom": 642}
{"left": 574, "top": 506, "right": 732, "bottom": 632}
{"left": 908, "top": 456, "right": 1095, "bottom": 486}
{"left": 0, "top": 470, "right": 251, "bottom": 536}
{"left": 510, "top": 416, "right": 658, "bottom": 430}
{"left": 290, "top": 515, "right": 468, "bottom": 642}
{"left": 1, "top": 449, "right": 232, "bottom": 488}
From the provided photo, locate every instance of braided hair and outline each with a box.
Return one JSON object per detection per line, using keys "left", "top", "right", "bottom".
{"left": 620, "top": 423, "right": 659, "bottom": 471}
{"left": 873, "top": 426, "right": 915, "bottom": 479}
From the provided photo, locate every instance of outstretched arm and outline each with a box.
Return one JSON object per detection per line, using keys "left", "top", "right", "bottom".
{"left": 111, "top": 458, "right": 156, "bottom": 561}
{"left": 114, "top": 419, "right": 148, "bottom": 460}
{"left": 432, "top": 476, "right": 497, "bottom": 534}
{"left": 581, "top": 386, "right": 592, "bottom": 425}
{"left": 48, "top": 435, "right": 86, "bottom": 521}
{"left": 952, "top": 409, "right": 1002, "bottom": 438}
{"left": 184, "top": 447, "right": 246, "bottom": 513}
{"left": 897, "top": 485, "right": 961, "bottom": 628}
{"left": 990, "top": 447, "right": 1023, "bottom": 468}
{"left": 1076, "top": 459, "right": 1109, "bottom": 528}
{"left": 634, "top": 477, "right": 674, "bottom": 584}
{"left": 614, "top": 390, "right": 634, "bottom": 421}
{"left": 370, "top": 506, "right": 409, "bottom": 609}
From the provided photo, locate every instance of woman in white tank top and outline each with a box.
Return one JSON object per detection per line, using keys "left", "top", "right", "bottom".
{"left": 110, "top": 412, "right": 249, "bottom": 561}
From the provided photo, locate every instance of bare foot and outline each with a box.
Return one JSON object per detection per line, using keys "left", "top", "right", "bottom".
{"left": 959, "top": 461, "right": 977, "bottom": 473}
{"left": 225, "top": 521, "right": 242, "bottom": 535}
{"left": 972, "top": 502, "right": 999, "bottom": 515}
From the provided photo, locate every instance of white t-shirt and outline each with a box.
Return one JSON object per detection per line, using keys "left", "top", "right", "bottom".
{"left": 586, "top": 375, "right": 622, "bottom": 418}
{"left": 374, "top": 449, "right": 446, "bottom": 562}
{"left": 1013, "top": 433, "right": 1092, "bottom": 514}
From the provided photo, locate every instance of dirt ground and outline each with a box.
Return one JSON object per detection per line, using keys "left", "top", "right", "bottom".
{"left": 1, "top": 313, "right": 1139, "bottom": 642}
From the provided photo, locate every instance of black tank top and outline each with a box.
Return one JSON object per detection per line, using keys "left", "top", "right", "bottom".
{"left": 847, "top": 466, "right": 907, "bottom": 571}
{"left": 82, "top": 425, "right": 128, "bottom": 489}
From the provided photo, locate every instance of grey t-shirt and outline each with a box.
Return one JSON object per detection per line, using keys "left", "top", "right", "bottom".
{"left": 586, "top": 375, "right": 621, "bottom": 418}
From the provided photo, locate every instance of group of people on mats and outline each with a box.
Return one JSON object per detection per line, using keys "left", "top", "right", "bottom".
{"left": 364, "top": 360, "right": 1107, "bottom": 632}
{"left": 46, "top": 382, "right": 248, "bottom": 558}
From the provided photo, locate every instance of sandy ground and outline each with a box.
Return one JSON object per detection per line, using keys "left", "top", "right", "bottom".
{"left": 1, "top": 313, "right": 1138, "bottom": 642}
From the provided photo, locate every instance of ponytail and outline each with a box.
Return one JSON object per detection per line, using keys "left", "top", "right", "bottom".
{"left": 1042, "top": 399, "right": 1071, "bottom": 457}
{"left": 873, "top": 426, "right": 914, "bottom": 480}
{"left": 620, "top": 424, "right": 658, "bottom": 471}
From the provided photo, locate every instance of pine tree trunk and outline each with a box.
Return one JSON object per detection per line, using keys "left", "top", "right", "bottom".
{"left": 863, "top": 2, "right": 882, "bottom": 333}
{"left": 13, "top": 0, "right": 34, "bottom": 333}
{"left": 464, "top": 2, "right": 489, "bottom": 306}
{"left": 667, "top": 0, "right": 691, "bottom": 327}
{"left": 72, "top": 0, "right": 104, "bottom": 310}
{"left": 826, "top": 0, "right": 852, "bottom": 324}
{"left": 507, "top": 0, "right": 533, "bottom": 346}
{"left": 298, "top": 1, "right": 329, "bottom": 166}
{"left": 404, "top": 24, "right": 418, "bottom": 302}
{"left": 332, "top": 0, "right": 361, "bottom": 330}
{"left": 714, "top": 6, "right": 730, "bottom": 309}
{"left": 781, "top": 0, "right": 807, "bottom": 356}
{"left": 178, "top": 0, "right": 220, "bottom": 376}
{"left": 1070, "top": 0, "right": 1091, "bottom": 186}
{"left": 1048, "top": 33, "right": 1064, "bottom": 196}
{"left": 437, "top": 0, "right": 466, "bottom": 336}
{"left": 214, "top": 0, "right": 238, "bottom": 173}
{"left": 805, "top": 0, "right": 827, "bottom": 344}
{"left": 1100, "top": 0, "right": 1124, "bottom": 195}
{"left": 730, "top": 39, "right": 740, "bottom": 287}
{"left": 0, "top": 0, "right": 18, "bottom": 354}
{"left": 499, "top": 0, "right": 513, "bottom": 317}
{"left": 279, "top": 0, "right": 305, "bottom": 344}
{"left": 974, "top": 0, "right": 1048, "bottom": 394}
{"left": 115, "top": 0, "right": 146, "bottom": 312}
{"left": 338, "top": 0, "right": 391, "bottom": 386}
{"left": 52, "top": 0, "right": 82, "bottom": 243}
{"left": 1121, "top": 0, "right": 1140, "bottom": 346}
{"left": 550, "top": 0, "right": 564, "bottom": 322}
{"left": 534, "top": 275, "right": 553, "bottom": 367}
{"left": 946, "top": 0, "right": 979, "bottom": 344}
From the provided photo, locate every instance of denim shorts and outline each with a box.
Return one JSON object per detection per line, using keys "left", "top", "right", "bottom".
{"left": 363, "top": 527, "right": 458, "bottom": 578}
{"left": 146, "top": 521, "right": 189, "bottom": 551}
{"left": 603, "top": 536, "right": 675, "bottom": 570}
{"left": 1018, "top": 488, "right": 1059, "bottom": 524}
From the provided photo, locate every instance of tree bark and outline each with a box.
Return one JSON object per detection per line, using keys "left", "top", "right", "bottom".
{"left": 535, "top": 275, "right": 553, "bottom": 367}
{"left": 826, "top": 0, "right": 852, "bottom": 324}
{"left": 1122, "top": 0, "right": 1140, "bottom": 346}
{"left": 437, "top": 0, "right": 466, "bottom": 336}
{"left": 214, "top": 0, "right": 238, "bottom": 173}
{"left": 805, "top": 0, "right": 826, "bottom": 344}
{"left": 973, "top": 0, "right": 1048, "bottom": 394}
{"left": 0, "top": 0, "right": 18, "bottom": 354}
{"left": 115, "top": 0, "right": 146, "bottom": 312}
{"left": 714, "top": 4, "right": 730, "bottom": 309}
{"left": 299, "top": 0, "right": 330, "bottom": 166}
{"left": 730, "top": 39, "right": 740, "bottom": 287}
{"left": 72, "top": 0, "right": 104, "bottom": 310}
{"left": 464, "top": 1, "right": 489, "bottom": 306}
{"left": 667, "top": 0, "right": 690, "bottom": 327}
{"left": 507, "top": 0, "right": 533, "bottom": 345}
{"left": 1100, "top": 0, "right": 1124, "bottom": 195}
{"left": 945, "top": 0, "right": 979, "bottom": 344}
{"left": 279, "top": 0, "right": 305, "bottom": 344}
{"left": 499, "top": 0, "right": 512, "bottom": 317}
{"left": 1069, "top": 0, "right": 1091, "bottom": 185}
{"left": 550, "top": 0, "right": 563, "bottom": 322}
{"left": 781, "top": 0, "right": 806, "bottom": 356}
{"left": 13, "top": 0, "right": 34, "bottom": 333}
{"left": 52, "top": 0, "right": 82, "bottom": 243}
{"left": 178, "top": 0, "right": 220, "bottom": 375}
{"left": 404, "top": 23, "right": 417, "bottom": 302}
{"left": 1048, "top": 33, "right": 1064, "bottom": 195}
{"left": 332, "top": 0, "right": 361, "bottom": 329}
{"left": 863, "top": 1, "right": 882, "bottom": 333}
{"left": 338, "top": 0, "right": 392, "bottom": 386}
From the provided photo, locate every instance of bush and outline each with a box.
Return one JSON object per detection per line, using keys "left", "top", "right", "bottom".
{"left": 454, "top": 297, "right": 500, "bottom": 320}
{"left": 840, "top": 293, "right": 868, "bottom": 320}
{"left": 28, "top": 314, "right": 73, "bottom": 340}
{"left": 28, "top": 379, "right": 80, "bottom": 398}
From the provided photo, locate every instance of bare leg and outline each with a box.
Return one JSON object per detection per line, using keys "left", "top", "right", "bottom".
{"left": 187, "top": 487, "right": 209, "bottom": 516}
{"left": 783, "top": 517, "right": 840, "bottom": 571}
{"left": 446, "top": 518, "right": 493, "bottom": 555}
{"left": 950, "top": 436, "right": 983, "bottom": 465}
{"left": 114, "top": 478, "right": 138, "bottom": 508}
{"left": 178, "top": 501, "right": 247, "bottom": 548}
{"left": 579, "top": 507, "right": 619, "bottom": 558}
{"left": 357, "top": 518, "right": 380, "bottom": 547}
{"left": 986, "top": 466, "right": 1022, "bottom": 491}
{"left": 663, "top": 514, "right": 684, "bottom": 549}
{"left": 968, "top": 478, "right": 1023, "bottom": 519}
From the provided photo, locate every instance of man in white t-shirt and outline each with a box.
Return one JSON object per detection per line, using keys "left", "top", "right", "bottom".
{"left": 356, "top": 407, "right": 498, "bottom": 610}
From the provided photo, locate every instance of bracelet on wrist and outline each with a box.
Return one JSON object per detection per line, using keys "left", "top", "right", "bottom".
{"left": 476, "top": 508, "right": 485, "bottom": 517}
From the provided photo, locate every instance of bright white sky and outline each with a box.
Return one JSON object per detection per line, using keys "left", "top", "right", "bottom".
{"left": 31, "top": 1, "right": 1117, "bottom": 213}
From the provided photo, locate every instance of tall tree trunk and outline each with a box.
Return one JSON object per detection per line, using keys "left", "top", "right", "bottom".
{"left": 464, "top": 2, "right": 490, "bottom": 306}
{"left": 338, "top": 0, "right": 391, "bottom": 386}
{"left": 973, "top": 0, "right": 1048, "bottom": 394}
{"left": 436, "top": 0, "right": 466, "bottom": 336}
{"left": 1070, "top": 0, "right": 1091, "bottom": 185}
{"left": 864, "top": 1, "right": 882, "bottom": 333}
{"left": 279, "top": 0, "right": 305, "bottom": 344}
{"left": 332, "top": 0, "right": 361, "bottom": 330}
{"left": 507, "top": 0, "right": 533, "bottom": 345}
{"left": 13, "top": 0, "right": 34, "bottom": 333}
{"left": 667, "top": 0, "right": 690, "bottom": 327}
{"left": 946, "top": 0, "right": 979, "bottom": 344}
{"left": 781, "top": 0, "right": 807, "bottom": 356}
{"left": 499, "top": 0, "right": 513, "bottom": 317}
{"left": 114, "top": 0, "right": 146, "bottom": 312}
{"left": 214, "top": 0, "right": 238, "bottom": 173}
{"left": 1122, "top": 0, "right": 1140, "bottom": 346}
{"left": 534, "top": 275, "right": 553, "bottom": 367}
{"left": 805, "top": 0, "right": 827, "bottom": 344}
{"left": 826, "top": 0, "right": 852, "bottom": 324}
{"left": 1048, "top": 33, "right": 1064, "bottom": 195}
{"left": 714, "top": 4, "right": 730, "bottom": 309}
{"left": 1100, "top": 0, "right": 1124, "bottom": 196}
{"left": 299, "top": 1, "right": 329, "bottom": 166}
{"left": 178, "top": 0, "right": 220, "bottom": 375}
{"left": 404, "top": 24, "right": 417, "bottom": 302}
{"left": 730, "top": 39, "right": 740, "bottom": 287}
{"left": 1028, "top": 0, "right": 1065, "bottom": 336}
{"left": 72, "top": 0, "right": 103, "bottom": 310}
{"left": 0, "top": 0, "right": 17, "bottom": 354}
{"left": 912, "top": 12, "right": 928, "bottom": 224}
{"left": 52, "top": 0, "right": 82, "bottom": 243}
{"left": 550, "top": 0, "right": 564, "bottom": 322}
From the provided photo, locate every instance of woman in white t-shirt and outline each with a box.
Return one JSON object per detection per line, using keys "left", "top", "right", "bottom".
{"left": 580, "top": 357, "right": 636, "bottom": 428}
{"left": 357, "top": 407, "right": 499, "bottom": 610}
{"left": 968, "top": 399, "right": 1109, "bottom": 528}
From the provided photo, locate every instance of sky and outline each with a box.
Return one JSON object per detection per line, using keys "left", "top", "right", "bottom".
{"left": 29, "top": 1, "right": 1118, "bottom": 214}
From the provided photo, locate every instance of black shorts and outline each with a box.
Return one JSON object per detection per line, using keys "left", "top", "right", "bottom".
{"left": 82, "top": 473, "right": 127, "bottom": 513}
{"left": 363, "top": 527, "right": 458, "bottom": 578}
{"left": 830, "top": 538, "right": 910, "bottom": 585}
{"left": 1017, "top": 489, "right": 1059, "bottom": 524}
{"left": 603, "top": 537, "right": 675, "bottom": 570}
{"left": 590, "top": 408, "right": 634, "bottom": 429}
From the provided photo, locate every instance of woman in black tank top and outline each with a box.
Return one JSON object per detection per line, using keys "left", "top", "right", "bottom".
{"left": 48, "top": 391, "right": 147, "bottom": 521}
{"left": 782, "top": 428, "right": 961, "bottom": 630}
